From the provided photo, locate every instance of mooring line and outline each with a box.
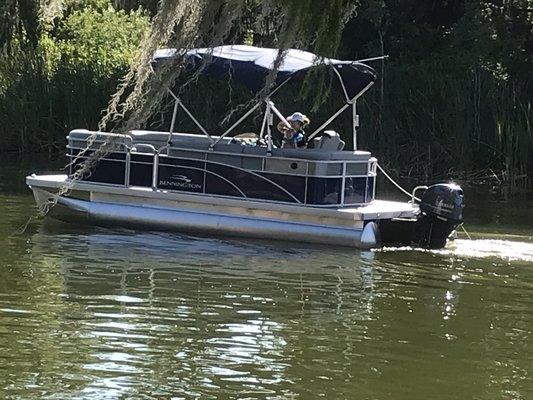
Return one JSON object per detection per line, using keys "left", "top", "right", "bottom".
{"left": 9, "top": 216, "right": 35, "bottom": 237}
{"left": 376, "top": 163, "right": 420, "bottom": 201}
{"left": 459, "top": 224, "right": 472, "bottom": 240}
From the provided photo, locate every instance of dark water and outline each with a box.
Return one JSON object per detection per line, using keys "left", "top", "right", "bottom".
{"left": 1, "top": 158, "right": 532, "bottom": 399}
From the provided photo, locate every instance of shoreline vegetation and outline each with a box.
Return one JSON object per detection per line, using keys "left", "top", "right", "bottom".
{"left": 0, "top": 0, "right": 530, "bottom": 193}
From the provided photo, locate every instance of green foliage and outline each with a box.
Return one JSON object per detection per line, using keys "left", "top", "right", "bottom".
{"left": 0, "top": 0, "right": 148, "bottom": 153}
{"left": 0, "top": 0, "right": 530, "bottom": 191}
{"left": 0, "top": 0, "right": 40, "bottom": 49}
{"left": 54, "top": 5, "right": 147, "bottom": 78}
{"left": 336, "top": 0, "right": 532, "bottom": 191}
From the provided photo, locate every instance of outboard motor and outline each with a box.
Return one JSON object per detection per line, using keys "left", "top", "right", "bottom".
{"left": 414, "top": 183, "right": 464, "bottom": 249}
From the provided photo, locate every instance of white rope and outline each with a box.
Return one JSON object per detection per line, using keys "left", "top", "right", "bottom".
{"left": 376, "top": 163, "right": 419, "bottom": 201}
{"left": 459, "top": 224, "right": 472, "bottom": 240}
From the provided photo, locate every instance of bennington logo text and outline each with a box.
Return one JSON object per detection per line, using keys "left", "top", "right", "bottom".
{"left": 159, "top": 174, "right": 202, "bottom": 190}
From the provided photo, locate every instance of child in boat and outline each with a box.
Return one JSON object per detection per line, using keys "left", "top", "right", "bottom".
{"left": 277, "top": 112, "right": 310, "bottom": 148}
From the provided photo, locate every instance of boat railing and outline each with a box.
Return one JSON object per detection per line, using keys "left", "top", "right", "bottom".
{"left": 66, "top": 140, "right": 378, "bottom": 207}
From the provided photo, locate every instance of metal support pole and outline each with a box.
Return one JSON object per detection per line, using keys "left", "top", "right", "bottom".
{"left": 353, "top": 55, "right": 389, "bottom": 63}
{"left": 167, "top": 99, "right": 179, "bottom": 145}
{"left": 308, "top": 81, "right": 374, "bottom": 142}
{"left": 163, "top": 77, "right": 295, "bottom": 149}
{"left": 259, "top": 101, "right": 270, "bottom": 139}
{"left": 176, "top": 98, "right": 213, "bottom": 142}
{"left": 152, "top": 152, "right": 159, "bottom": 191}
{"left": 212, "top": 100, "right": 263, "bottom": 147}
{"left": 268, "top": 101, "right": 291, "bottom": 129}
{"left": 125, "top": 150, "right": 131, "bottom": 187}
{"left": 332, "top": 66, "right": 350, "bottom": 103}
{"left": 308, "top": 102, "right": 351, "bottom": 141}
{"left": 212, "top": 79, "right": 292, "bottom": 147}
{"left": 352, "top": 101, "right": 358, "bottom": 151}
{"left": 167, "top": 89, "right": 214, "bottom": 144}
{"left": 340, "top": 162, "right": 346, "bottom": 206}
{"left": 266, "top": 105, "right": 273, "bottom": 155}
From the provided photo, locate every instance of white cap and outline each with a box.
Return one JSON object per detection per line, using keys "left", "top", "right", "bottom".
{"left": 288, "top": 112, "right": 305, "bottom": 123}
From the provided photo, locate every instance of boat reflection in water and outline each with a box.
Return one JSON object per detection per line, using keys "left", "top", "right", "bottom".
{"left": 28, "top": 224, "right": 379, "bottom": 398}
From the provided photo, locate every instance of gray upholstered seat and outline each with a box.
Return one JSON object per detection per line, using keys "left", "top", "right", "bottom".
{"left": 328, "top": 151, "right": 371, "bottom": 161}
{"left": 242, "top": 146, "right": 269, "bottom": 156}
{"left": 271, "top": 148, "right": 326, "bottom": 160}
{"left": 312, "top": 130, "right": 346, "bottom": 151}
{"left": 68, "top": 129, "right": 130, "bottom": 141}
{"left": 129, "top": 130, "right": 235, "bottom": 149}
{"left": 129, "top": 130, "right": 209, "bottom": 149}
{"left": 271, "top": 148, "right": 370, "bottom": 162}
{"left": 68, "top": 129, "right": 93, "bottom": 140}
{"left": 207, "top": 143, "right": 245, "bottom": 167}
{"left": 69, "top": 129, "right": 371, "bottom": 163}
{"left": 211, "top": 143, "right": 244, "bottom": 153}
{"left": 128, "top": 130, "right": 172, "bottom": 145}
{"left": 68, "top": 129, "right": 132, "bottom": 150}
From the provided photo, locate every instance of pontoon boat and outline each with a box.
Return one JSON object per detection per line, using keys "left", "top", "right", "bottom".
{"left": 26, "top": 45, "right": 464, "bottom": 249}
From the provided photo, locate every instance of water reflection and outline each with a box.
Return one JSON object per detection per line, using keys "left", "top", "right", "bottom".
{"left": 1, "top": 205, "right": 532, "bottom": 398}
{"left": 12, "top": 226, "right": 380, "bottom": 399}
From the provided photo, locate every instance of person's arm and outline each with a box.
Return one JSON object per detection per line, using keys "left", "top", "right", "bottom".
{"left": 276, "top": 121, "right": 286, "bottom": 133}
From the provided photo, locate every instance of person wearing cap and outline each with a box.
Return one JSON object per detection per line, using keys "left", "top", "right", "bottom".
{"left": 277, "top": 112, "right": 310, "bottom": 149}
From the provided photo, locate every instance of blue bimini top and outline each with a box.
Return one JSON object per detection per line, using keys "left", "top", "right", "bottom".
{"left": 152, "top": 45, "right": 376, "bottom": 102}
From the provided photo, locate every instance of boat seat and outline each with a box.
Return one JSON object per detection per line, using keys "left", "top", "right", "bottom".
{"left": 328, "top": 151, "right": 371, "bottom": 161}
{"left": 312, "top": 137, "right": 346, "bottom": 151}
{"left": 67, "top": 129, "right": 132, "bottom": 150}
{"left": 130, "top": 130, "right": 209, "bottom": 149}
{"left": 129, "top": 130, "right": 234, "bottom": 149}
{"left": 242, "top": 146, "right": 269, "bottom": 156}
{"left": 211, "top": 143, "right": 244, "bottom": 154}
{"left": 129, "top": 130, "right": 173, "bottom": 146}
{"left": 241, "top": 145, "right": 369, "bottom": 162}
{"left": 167, "top": 141, "right": 211, "bottom": 159}
{"left": 272, "top": 148, "right": 371, "bottom": 161}
{"left": 68, "top": 129, "right": 371, "bottom": 161}
{"left": 68, "top": 129, "right": 130, "bottom": 141}
{"left": 312, "top": 130, "right": 345, "bottom": 151}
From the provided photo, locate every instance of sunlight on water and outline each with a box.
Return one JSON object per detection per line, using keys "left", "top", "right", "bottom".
{"left": 377, "top": 239, "right": 533, "bottom": 263}
{"left": 446, "top": 239, "right": 533, "bottom": 263}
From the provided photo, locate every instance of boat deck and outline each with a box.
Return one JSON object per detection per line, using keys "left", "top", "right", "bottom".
{"left": 27, "top": 174, "right": 418, "bottom": 222}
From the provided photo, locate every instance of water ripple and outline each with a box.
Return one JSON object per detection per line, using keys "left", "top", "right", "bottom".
{"left": 1, "top": 189, "right": 532, "bottom": 399}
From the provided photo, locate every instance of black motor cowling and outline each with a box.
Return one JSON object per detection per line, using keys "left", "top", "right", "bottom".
{"left": 414, "top": 183, "right": 464, "bottom": 248}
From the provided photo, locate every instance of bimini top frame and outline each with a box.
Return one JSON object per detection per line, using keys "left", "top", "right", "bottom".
{"left": 153, "top": 45, "right": 385, "bottom": 151}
